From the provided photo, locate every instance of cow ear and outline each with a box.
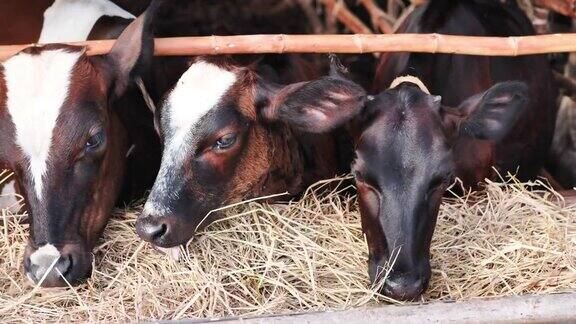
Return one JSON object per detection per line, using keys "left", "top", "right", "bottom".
{"left": 107, "top": 0, "right": 161, "bottom": 98}
{"left": 261, "top": 76, "right": 367, "bottom": 133}
{"left": 440, "top": 81, "right": 528, "bottom": 141}
{"left": 260, "top": 55, "right": 366, "bottom": 133}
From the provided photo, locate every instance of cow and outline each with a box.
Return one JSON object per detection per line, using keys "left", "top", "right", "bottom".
{"left": 264, "top": 1, "right": 556, "bottom": 300}
{"left": 547, "top": 13, "right": 576, "bottom": 189}
{"left": 0, "top": 0, "right": 333, "bottom": 287}
{"left": 548, "top": 52, "right": 576, "bottom": 188}
{"left": 0, "top": 3, "right": 161, "bottom": 287}
{"left": 0, "top": 0, "right": 153, "bottom": 211}
{"left": 134, "top": 54, "right": 355, "bottom": 249}
{"left": 0, "top": 0, "right": 153, "bottom": 46}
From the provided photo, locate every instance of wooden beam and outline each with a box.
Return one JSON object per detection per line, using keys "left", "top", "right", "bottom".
{"left": 357, "top": 0, "right": 394, "bottom": 34}
{"left": 320, "top": 0, "right": 373, "bottom": 34}
{"left": 5, "top": 33, "right": 576, "bottom": 61}
{"left": 534, "top": 0, "right": 576, "bottom": 18}
{"left": 207, "top": 293, "right": 576, "bottom": 324}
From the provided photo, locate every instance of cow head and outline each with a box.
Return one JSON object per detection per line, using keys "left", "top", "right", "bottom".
{"left": 256, "top": 56, "right": 528, "bottom": 300}
{"left": 0, "top": 4, "right": 157, "bottom": 287}
{"left": 136, "top": 56, "right": 351, "bottom": 248}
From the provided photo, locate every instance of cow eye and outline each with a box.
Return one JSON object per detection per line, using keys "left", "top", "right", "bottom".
{"left": 428, "top": 177, "right": 444, "bottom": 193}
{"left": 354, "top": 170, "right": 365, "bottom": 182}
{"left": 428, "top": 172, "right": 454, "bottom": 195}
{"left": 213, "top": 133, "right": 237, "bottom": 151}
{"left": 86, "top": 130, "right": 105, "bottom": 151}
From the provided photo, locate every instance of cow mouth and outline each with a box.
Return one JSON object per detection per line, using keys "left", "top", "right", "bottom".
{"left": 155, "top": 246, "right": 183, "bottom": 261}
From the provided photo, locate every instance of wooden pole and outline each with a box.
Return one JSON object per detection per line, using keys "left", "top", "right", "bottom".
{"left": 210, "top": 293, "right": 576, "bottom": 324}
{"left": 358, "top": 0, "right": 394, "bottom": 34}
{"left": 534, "top": 0, "right": 576, "bottom": 18}
{"left": 320, "top": 0, "right": 373, "bottom": 34}
{"left": 4, "top": 33, "right": 576, "bottom": 61}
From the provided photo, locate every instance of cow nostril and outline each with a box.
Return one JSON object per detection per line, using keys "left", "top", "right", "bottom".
{"left": 138, "top": 221, "right": 169, "bottom": 242}
{"left": 152, "top": 223, "right": 168, "bottom": 241}
{"left": 57, "top": 254, "right": 72, "bottom": 277}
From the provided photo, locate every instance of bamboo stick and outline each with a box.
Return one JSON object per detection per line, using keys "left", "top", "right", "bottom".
{"left": 320, "top": 0, "right": 373, "bottom": 34}
{"left": 358, "top": 0, "right": 394, "bottom": 34}
{"left": 4, "top": 33, "right": 576, "bottom": 61}
{"left": 534, "top": 0, "right": 576, "bottom": 18}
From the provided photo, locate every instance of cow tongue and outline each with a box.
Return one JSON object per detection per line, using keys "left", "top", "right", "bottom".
{"left": 157, "top": 246, "right": 182, "bottom": 261}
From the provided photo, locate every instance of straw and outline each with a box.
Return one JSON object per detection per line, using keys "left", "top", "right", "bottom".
{"left": 0, "top": 176, "right": 574, "bottom": 322}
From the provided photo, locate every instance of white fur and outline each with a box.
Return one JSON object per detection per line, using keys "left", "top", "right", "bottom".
{"left": 29, "top": 243, "right": 61, "bottom": 272}
{"left": 3, "top": 49, "right": 82, "bottom": 199}
{"left": 27, "top": 244, "right": 61, "bottom": 283}
{"left": 0, "top": 180, "right": 20, "bottom": 212}
{"left": 143, "top": 62, "right": 237, "bottom": 216}
{"left": 30, "top": 244, "right": 60, "bottom": 264}
{"left": 39, "top": 0, "right": 135, "bottom": 44}
{"left": 167, "top": 61, "right": 237, "bottom": 145}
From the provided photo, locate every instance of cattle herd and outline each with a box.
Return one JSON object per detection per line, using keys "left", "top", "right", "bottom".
{"left": 0, "top": 0, "right": 572, "bottom": 302}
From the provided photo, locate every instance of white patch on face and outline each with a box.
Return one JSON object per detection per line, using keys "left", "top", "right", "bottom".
{"left": 167, "top": 61, "right": 238, "bottom": 145}
{"left": 27, "top": 244, "right": 61, "bottom": 282}
{"left": 143, "top": 61, "right": 237, "bottom": 216}
{"left": 3, "top": 49, "right": 82, "bottom": 200}
{"left": 39, "top": 0, "right": 135, "bottom": 43}
{"left": 0, "top": 180, "right": 21, "bottom": 213}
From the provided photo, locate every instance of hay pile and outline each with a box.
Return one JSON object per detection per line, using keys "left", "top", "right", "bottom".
{"left": 0, "top": 177, "right": 575, "bottom": 322}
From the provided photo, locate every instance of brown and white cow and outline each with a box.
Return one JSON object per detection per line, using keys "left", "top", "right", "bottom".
{"left": 0, "top": 0, "right": 151, "bottom": 46}
{"left": 0, "top": 4, "right": 159, "bottom": 287}
{"left": 135, "top": 55, "right": 355, "bottom": 249}
{"left": 0, "top": 0, "right": 152, "bottom": 210}
{"left": 1, "top": 0, "right": 325, "bottom": 287}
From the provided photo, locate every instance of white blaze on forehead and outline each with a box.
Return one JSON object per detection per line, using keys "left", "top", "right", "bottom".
{"left": 143, "top": 61, "right": 237, "bottom": 216}
{"left": 3, "top": 49, "right": 82, "bottom": 199}
{"left": 39, "top": 0, "right": 135, "bottom": 43}
{"left": 167, "top": 61, "right": 238, "bottom": 140}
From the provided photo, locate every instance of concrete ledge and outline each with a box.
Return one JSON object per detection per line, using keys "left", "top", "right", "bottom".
{"left": 180, "top": 292, "right": 576, "bottom": 324}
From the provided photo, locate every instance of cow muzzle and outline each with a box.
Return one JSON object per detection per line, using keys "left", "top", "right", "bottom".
{"left": 23, "top": 243, "right": 92, "bottom": 287}
{"left": 136, "top": 212, "right": 193, "bottom": 248}
{"left": 370, "top": 256, "right": 431, "bottom": 301}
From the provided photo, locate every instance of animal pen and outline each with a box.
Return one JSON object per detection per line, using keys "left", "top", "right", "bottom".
{"left": 1, "top": 0, "right": 576, "bottom": 322}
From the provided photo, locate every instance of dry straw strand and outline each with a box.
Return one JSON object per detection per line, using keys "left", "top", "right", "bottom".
{"left": 0, "top": 174, "right": 574, "bottom": 321}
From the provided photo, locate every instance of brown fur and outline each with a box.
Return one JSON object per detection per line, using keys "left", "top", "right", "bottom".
{"left": 0, "top": 0, "right": 52, "bottom": 45}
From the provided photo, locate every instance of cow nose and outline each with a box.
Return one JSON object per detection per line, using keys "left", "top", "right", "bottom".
{"left": 24, "top": 244, "right": 71, "bottom": 286}
{"left": 136, "top": 216, "right": 169, "bottom": 244}
{"left": 382, "top": 275, "right": 427, "bottom": 301}
{"left": 23, "top": 243, "right": 93, "bottom": 287}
